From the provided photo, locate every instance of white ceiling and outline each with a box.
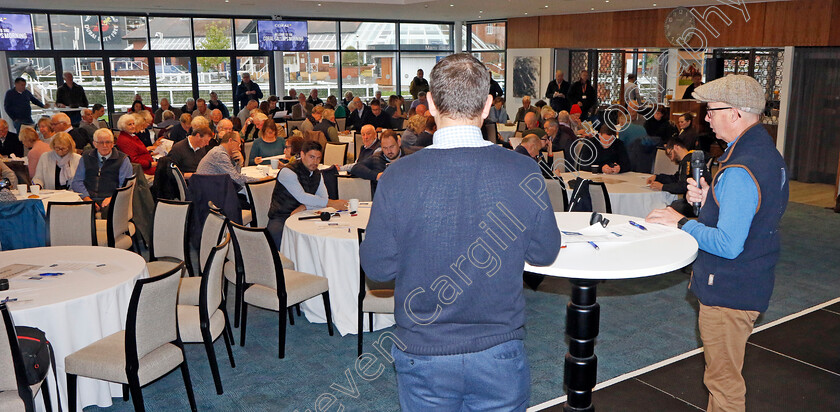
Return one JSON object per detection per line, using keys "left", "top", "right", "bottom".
{"left": 3, "top": 0, "right": 776, "bottom": 23}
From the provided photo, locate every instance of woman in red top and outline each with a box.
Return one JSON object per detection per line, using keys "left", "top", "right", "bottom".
{"left": 116, "top": 113, "right": 156, "bottom": 175}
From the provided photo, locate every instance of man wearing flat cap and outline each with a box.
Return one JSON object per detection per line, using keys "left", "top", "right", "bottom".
{"left": 646, "top": 75, "right": 788, "bottom": 412}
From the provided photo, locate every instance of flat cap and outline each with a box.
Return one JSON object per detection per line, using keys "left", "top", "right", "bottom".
{"left": 692, "top": 74, "right": 765, "bottom": 115}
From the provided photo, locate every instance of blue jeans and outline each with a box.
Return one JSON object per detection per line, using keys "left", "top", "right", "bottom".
{"left": 392, "top": 339, "right": 530, "bottom": 412}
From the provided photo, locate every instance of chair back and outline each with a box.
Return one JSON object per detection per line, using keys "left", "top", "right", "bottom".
{"left": 323, "top": 142, "right": 348, "bottom": 166}
{"left": 353, "top": 132, "right": 363, "bottom": 160}
{"left": 286, "top": 119, "right": 305, "bottom": 132}
{"left": 125, "top": 262, "right": 183, "bottom": 365}
{"left": 305, "top": 130, "right": 327, "bottom": 148}
{"left": 46, "top": 201, "right": 96, "bottom": 246}
{"left": 106, "top": 176, "right": 136, "bottom": 248}
{"left": 588, "top": 181, "right": 612, "bottom": 214}
{"left": 170, "top": 163, "right": 188, "bottom": 202}
{"left": 392, "top": 117, "right": 405, "bottom": 130}
{"left": 653, "top": 148, "right": 679, "bottom": 175}
{"left": 245, "top": 179, "right": 276, "bottom": 228}
{"left": 482, "top": 122, "right": 498, "bottom": 144}
{"left": 338, "top": 177, "right": 372, "bottom": 202}
{"left": 199, "top": 205, "right": 228, "bottom": 273}
{"left": 200, "top": 233, "right": 230, "bottom": 320}
{"left": 545, "top": 178, "right": 569, "bottom": 213}
{"left": 228, "top": 221, "right": 284, "bottom": 292}
{"left": 553, "top": 150, "right": 566, "bottom": 173}
{"left": 336, "top": 118, "right": 346, "bottom": 132}
{"left": 509, "top": 137, "right": 523, "bottom": 149}
{"left": 150, "top": 200, "right": 192, "bottom": 264}
{"left": 1, "top": 303, "right": 34, "bottom": 411}
{"left": 243, "top": 141, "right": 254, "bottom": 166}
{"left": 516, "top": 120, "right": 527, "bottom": 132}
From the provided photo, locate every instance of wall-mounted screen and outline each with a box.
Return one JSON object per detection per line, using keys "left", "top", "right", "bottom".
{"left": 257, "top": 20, "right": 308, "bottom": 51}
{"left": 0, "top": 14, "right": 35, "bottom": 51}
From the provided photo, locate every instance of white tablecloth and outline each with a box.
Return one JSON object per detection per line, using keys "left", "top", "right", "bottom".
{"left": 15, "top": 189, "right": 82, "bottom": 209}
{"left": 279, "top": 205, "right": 394, "bottom": 336}
{"left": 560, "top": 171, "right": 678, "bottom": 218}
{"left": 497, "top": 123, "right": 516, "bottom": 142}
{"left": 2, "top": 246, "right": 148, "bottom": 411}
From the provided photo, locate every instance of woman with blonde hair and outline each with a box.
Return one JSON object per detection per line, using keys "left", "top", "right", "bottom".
{"left": 401, "top": 114, "right": 426, "bottom": 148}
{"left": 32, "top": 132, "right": 81, "bottom": 190}
{"left": 37, "top": 117, "right": 56, "bottom": 144}
{"left": 21, "top": 127, "right": 51, "bottom": 177}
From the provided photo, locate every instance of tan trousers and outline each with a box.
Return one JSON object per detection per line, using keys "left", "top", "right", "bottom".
{"left": 698, "top": 303, "right": 760, "bottom": 412}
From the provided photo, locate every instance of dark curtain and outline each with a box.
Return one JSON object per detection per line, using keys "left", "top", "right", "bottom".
{"left": 785, "top": 48, "right": 840, "bottom": 183}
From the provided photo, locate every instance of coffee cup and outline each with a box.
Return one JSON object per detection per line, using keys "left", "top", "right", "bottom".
{"left": 30, "top": 185, "right": 40, "bottom": 196}
{"left": 349, "top": 198, "right": 359, "bottom": 213}
{"left": 17, "top": 184, "right": 27, "bottom": 196}
{"left": 270, "top": 159, "right": 279, "bottom": 169}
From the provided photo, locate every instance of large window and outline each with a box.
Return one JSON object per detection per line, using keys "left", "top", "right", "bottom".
{"left": 149, "top": 17, "right": 192, "bottom": 50}
{"left": 155, "top": 56, "right": 193, "bottom": 110}
{"left": 30, "top": 14, "right": 51, "bottom": 50}
{"left": 340, "top": 22, "right": 395, "bottom": 50}
{"left": 344, "top": 51, "right": 395, "bottom": 99}
{"left": 285, "top": 52, "right": 338, "bottom": 102}
{"left": 466, "top": 21, "right": 507, "bottom": 95}
{"left": 61, "top": 57, "right": 108, "bottom": 107}
{"left": 50, "top": 15, "right": 102, "bottom": 50}
{"left": 193, "top": 18, "right": 233, "bottom": 50}
{"left": 104, "top": 16, "right": 148, "bottom": 51}
{"left": 400, "top": 23, "right": 451, "bottom": 50}
{"left": 7, "top": 57, "right": 56, "bottom": 118}
{"left": 110, "top": 57, "right": 150, "bottom": 111}
{"left": 235, "top": 19, "right": 259, "bottom": 50}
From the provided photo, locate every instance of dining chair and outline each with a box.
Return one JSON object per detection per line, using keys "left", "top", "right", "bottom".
{"left": 653, "top": 148, "right": 679, "bottom": 175}
{"left": 545, "top": 178, "right": 569, "bottom": 213}
{"left": 516, "top": 120, "right": 527, "bottom": 132}
{"left": 482, "top": 122, "right": 498, "bottom": 144}
{"left": 65, "top": 262, "right": 197, "bottom": 412}
{"left": 243, "top": 141, "right": 254, "bottom": 166}
{"left": 589, "top": 181, "right": 613, "bottom": 214}
{"left": 509, "top": 137, "right": 523, "bottom": 149}
{"left": 245, "top": 178, "right": 276, "bottom": 228}
{"left": 45, "top": 201, "right": 97, "bottom": 247}
{"left": 170, "top": 163, "right": 189, "bottom": 202}
{"left": 147, "top": 200, "right": 193, "bottom": 277}
{"left": 177, "top": 233, "right": 235, "bottom": 395}
{"left": 323, "top": 142, "right": 348, "bottom": 166}
{"left": 95, "top": 177, "right": 136, "bottom": 250}
{"left": 353, "top": 132, "right": 363, "bottom": 160}
{"left": 228, "top": 221, "right": 333, "bottom": 358}
{"left": 335, "top": 118, "right": 346, "bottom": 132}
{"left": 286, "top": 119, "right": 305, "bottom": 132}
{"left": 1, "top": 303, "right": 54, "bottom": 412}
{"left": 337, "top": 177, "right": 373, "bottom": 202}
{"left": 356, "top": 228, "right": 394, "bottom": 356}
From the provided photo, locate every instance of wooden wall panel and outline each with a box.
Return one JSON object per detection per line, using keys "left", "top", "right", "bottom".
{"left": 507, "top": 17, "right": 540, "bottom": 49}
{"left": 538, "top": 15, "right": 575, "bottom": 48}
{"left": 610, "top": 9, "right": 665, "bottom": 47}
{"left": 763, "top": 0, "right": 832, "bottom": 46}
{"left": 830, "top": 0, "right": 840, "bottom": 46}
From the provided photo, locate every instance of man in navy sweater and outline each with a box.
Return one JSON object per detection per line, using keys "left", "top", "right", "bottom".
{"left": 360, "top": 53, "right": 562, "bottom": 411}
{"left": 4, "top": 77, "right": 45, "bottom": 132}
{"left": 646, "top": 75, "right": 789, "bottom": 412}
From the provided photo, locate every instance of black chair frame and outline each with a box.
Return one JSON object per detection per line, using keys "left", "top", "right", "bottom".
{"left": 2, "top": 303, "right": 54, "bottom": 412}
{"left": 45, "top": 200, "right": 97, "bottom": 247}
{"left": 589, "top": 181, "right": 613, "bottom": 214}
{"left": 149, "top": 199, "right": 194, "bottom": 277}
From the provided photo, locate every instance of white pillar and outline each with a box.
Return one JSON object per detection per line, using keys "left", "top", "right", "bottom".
{"left": 666, "top": 48, "right": 680, "bottom": 102}
{"left": 454, "top": 21, "right": 463, "bottom": 53}
{"left": 274, "top": 51, "right": 285, "bottom": 95}
{"left": 775, "top": 46, "right": 794, "bottom": 156}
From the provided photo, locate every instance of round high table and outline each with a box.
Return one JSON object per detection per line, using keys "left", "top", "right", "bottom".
{"left": 1, "top": 246, "right": 148, "bottom": 412}
{"left": 280, "top": 205, "right": 395, "bottom": 336}
{"left": 524, "top": 212, "right": 698, "bottom": 412}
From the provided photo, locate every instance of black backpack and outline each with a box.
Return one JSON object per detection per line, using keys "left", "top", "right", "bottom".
{"left": 16, "top": 326, "right": 58, "bottom": 386}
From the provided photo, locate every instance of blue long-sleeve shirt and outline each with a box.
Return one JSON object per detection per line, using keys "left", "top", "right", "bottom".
{"left": 4, "top": 88, "right": 44, "bottom": 124}
{"left": 682, "top": 138, "right": 759, "bottom": 259}
{"left": 70, "top": 152, "right": 133, "bottom": 199}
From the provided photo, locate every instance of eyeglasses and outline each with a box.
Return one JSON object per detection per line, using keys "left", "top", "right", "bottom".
{"left": 706, "top": 106, "right": 741, "bottom": 119}
{"left": 94, "top": 140, "right": 114, "bottom": 145}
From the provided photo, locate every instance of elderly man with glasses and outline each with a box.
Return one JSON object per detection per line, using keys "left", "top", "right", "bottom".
{"left": 70, "top": 128, "right": 132, "bottom": 210}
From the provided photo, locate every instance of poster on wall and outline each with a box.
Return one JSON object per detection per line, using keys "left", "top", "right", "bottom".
{"left": 675, "top": 50, "right": 704, "bottom": 100}
{"left": 513, "top": 56, "right": 540, "bottom": 98}
{"left": 0, "top": 14, "right": 34, "bottom": 51}
{"left": 258, "top": 20, "right": 308, "bottom": 51}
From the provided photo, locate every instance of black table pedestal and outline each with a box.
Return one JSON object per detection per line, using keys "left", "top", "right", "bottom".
{"left": 563, "top": 279, "right": 600, "bottom": 412}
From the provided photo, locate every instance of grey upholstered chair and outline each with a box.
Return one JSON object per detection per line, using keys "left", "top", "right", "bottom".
{"left": 337, "top": 177, "right": 372, "bottom": 202}
{"left": 46, "top": 201, "right": 97, "bottom": 246}
{"left": 177, "top": 233, "right": 235, "bottom": 395}
{"left": 323, "top": 142, "right": 348, "bottom": 166}
{"left": 1, "top": 303, "right": 54, "bottom": 412}
{"left": 228, "top": 221, "right": 334, "bottom": 358}
{"left": 244, "top": 178, "right": 276, "bottom": 228}
{"left": 95, "top": 176, "right": 136, "bottom": 250}
{"left": 356, "top": 228, "right": 394, "bottom": 356}
{"left": 170, "top": 163, "right": 188, "bottom": 202}
{"left": 147, "top": 200, "right": 193, "bottom": 278}
{"left": 65, "top": 262, "right": 197, "bottom": 412}
{"left": 588, "top": 181, "right": 613, "bottom": 214}
{"left": 179, "top": 205, "right": 228, "bottom": 312}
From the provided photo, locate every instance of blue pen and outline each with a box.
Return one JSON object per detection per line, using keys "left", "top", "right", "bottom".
{"left": 587, "top": 241, "right": 600, "bottom": 250}
{"left": 629, "top": 221, "right": 647, "bottom": 231}
{"left": 611, "top": 231, "right": 623, "bottom": 237}
{"left": 39, "top": 272, "right": 64, "bottom": 277}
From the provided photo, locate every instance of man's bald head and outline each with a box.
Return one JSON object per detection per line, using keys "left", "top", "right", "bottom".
{"left": 360, "top": 124, "right": 377, "bottom": 147}
{"left": 51, "top": 113, "right": 71, "bottom": 129}
{"left": 524, "top": 112, "right": 539, "bottom": 128}
{"left": 210, "top": 109, "right": 223, "bottom": 123}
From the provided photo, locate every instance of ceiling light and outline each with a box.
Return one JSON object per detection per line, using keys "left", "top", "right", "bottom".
{"left": 545, "top": 4, "right": 549, "bottom": 7}
{"left": 605, "top": 0, "right": 609, "bottom": 3}
{"left": 652, "top": 2, "right": 657, "bottom": 5}
{"left": 591, "top": 7, "right": 595, "bottom": 10}
{"left": 524, "top": 12, "right": 528, "bottom": 15}
{"left": 479, "top": 10, "right": 483, "bottom": 13}
{"left": 450, "top": 4, "right": 454, "bottom": 6}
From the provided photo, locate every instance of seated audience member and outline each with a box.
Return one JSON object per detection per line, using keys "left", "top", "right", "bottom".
{"left": 0, "top": 120, "right": 23, "bottom": 157}
{"left": 79, "top": 109, "right": 99, "bottom": 137}
{"left": 195, "top": 131, "right": 255, "bottom": 188}
{"left": 242, "top": 112, "right": 268, "bottom": 142}
{"left": 315, "top": 108, "right": 339, "bottom": 143}
{"left": 280, "top": 134, "right": 304, "bottom": 165}
{"left": 207, "top": 92, "right": 230, "bottom": 118}
{"left": 52, "top": 113, "right": 89, "bottom": 154}
{"left": 534, "top": 100, "right": 547, "bottom": 110}
{"left": 414, "top": 104, "right": 429, "bottom": 117}
{"left": 169, "top": 113, "right": 192, "bottom": 143}
{"left": 569, "top": 104, "right": 586, "bottom": 135}
{"left": 154, "top": 98, "right": 181, "bottom": 124}
{"left": 21, "top": 127, "right": 50, "bottom": 176}
{"left": 373, "top": 90, "right": 387, "bottom": 107}
{"left": 300, "top": 105, "right": 324, "bottom": 134}
{"left": 307, "top": 88, "right": 324, "bottom": 107}
{"left": 488, "top": 97, "right": 509, "bottom": 123}
{"left": 71, "top": 128, "right": 132, "bottom": 208}
{"left": 351, "top": 130, "right": 413, "bottom": 182}
{"left": 292, "top": 94, "right": 314, "bottom": 120}
{"left": 116, "top": 113, "right": 156, "bottom": 175}
{"left": 416, "top": 117, "right": 436, "bottom": 147}
{"left": 540, "top": 106, "right": 557, "bottom": 128}
{"left": 327, "top": 95, "right": 347, "bottom": 118}
{"left": 579, "top": 124, "right": 631, "bottom": 174}
{"left": 342, "top": 91, "right": 353, "bottom": 107}
{"left": 237, "top": 99, "right": 259, "bottom": 126}
{"left": 181, "top": 98, "right": 197, "bottom": 116}
{"left": 522, "top": 111, "right": 546, "bottom": 138}
{"left": 208, "top": 109, "right": 224, "bottom": 131}
{"left": 617, "top": 111, "right": 659, "bottom": 173}
{"left": 363, "top": 100, "right": 392, "bottom": 131}
{"left": 192, "top": 98, "right": 213, "bottom": 120}
{"left": 338, "top": 125, "right": 379, "bottom": 173}
{"left": 37, "top": 118, "right": 56, "bottom": 144}
{"left": 514, "top": 134, "right": 543, "bottom": 160}
{"left": 347, "top": 97, "right": 367, "bottom": 131}
{"left": 515, "top": 95, "right": 539, "bottom": 123}
{"left": 168, "top": 126, "right": 212, "bottom": 178}
{"left": 265, "top": 95, "right": 280, "bottom": 117}
{"left": 401, "top": 115, "right": 425, "bottom": 149}
{"left": 32, "top": 132, "right": 81, "bottom": 190}
{"left": 134, "top": 111, "right": 155, "bottom": 148}
{"left": 210, "top": 118, "right": 234, "bottom": 149}
{"left": 410, "top": 91, "right": 428, "bottom": 111}
{"left": 644, "top": 106, "right": 677, "bottom": 142}
{"left": 385, "top": 95, "right": 405, "bottom": 120}
{"left": 128, "top": 100, "right": 146, "bottom": 114}
{"left": 157, "top": 110, "right": 179, "bottom": 131}
{"left": 646, "top": 137, "right": 711, "bottom": 217}
{"left": 259, "top": 100, "right": 272, "bottom": 116}
{"left": 91, "top": 104, "right": 109, "bottom": 129}
{"left": 677, "top": 112, "right": 699, "bottom": 150}
{"left": 266, "top": 140, "right": 349, "bottom": 248}
{"left": 546, "top": 117, "right": 575, "bottom": 155}
{"left": 249, "top": 118, "right": 285, "bottom": 166}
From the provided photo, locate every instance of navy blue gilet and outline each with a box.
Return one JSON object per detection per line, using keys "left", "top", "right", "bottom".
{"left": 690, "top": 123, "right": 789, "bottom": 312}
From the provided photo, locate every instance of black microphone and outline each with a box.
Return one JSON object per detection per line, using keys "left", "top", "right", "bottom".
{"left": 298, "top": 212, "right": 332, "bottom": 221}
{"left": 690, "top": 150, "right": 705, "bottom": 216}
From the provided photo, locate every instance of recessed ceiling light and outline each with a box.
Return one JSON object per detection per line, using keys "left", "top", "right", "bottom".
{"left": 605, "top": 0, "right": 609, "bottom": 3}
{"left": 524, "top": 12, "right": 528, "bottom": 15}
{"left": 591, "top": 7, "right": 595, "bottom": 10}
{"left": 317, "top": 2, "right": 321, "bottom": 5}
{"left": 479, "top": 10, "right": 483, "bottom": 13}
{"left": 652, "top": 2, "right": 657, "bottom": 5}
{"left": 545, "top": 4, "right": 549, "bottom": 7}
{"left": 450, "top": 4, "right": 454, "bottom": 6}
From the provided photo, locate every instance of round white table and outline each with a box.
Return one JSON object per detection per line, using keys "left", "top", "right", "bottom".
{"left": 15, "top": 189, "right": 82, "bottom": 209}
{"left": 559, "top": 171, "right": 678, "bottom": 218}
{"left": 525, "top": 212, "right": 697, "bottom": 411}
{"left": 1, "top": 246, "right": 148, "bottom": 412}
{"left": 280, "top": 205, "right": 395, "bottom": 336}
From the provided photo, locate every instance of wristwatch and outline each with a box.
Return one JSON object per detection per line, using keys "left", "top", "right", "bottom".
{"left": 677, "top": 217, "right": 690, "bottom": 229}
